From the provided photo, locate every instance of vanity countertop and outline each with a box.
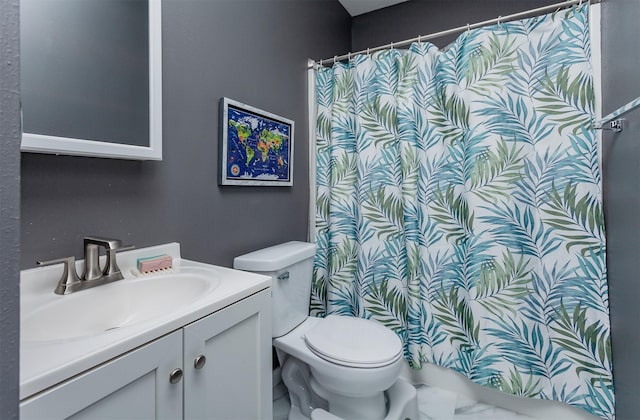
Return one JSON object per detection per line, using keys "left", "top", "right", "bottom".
{"left": 20, "top": 243, "right": 271, "bottom": 400}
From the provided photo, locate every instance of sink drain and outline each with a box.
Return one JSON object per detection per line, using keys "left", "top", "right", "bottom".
{"left": 103, "top": 326, "right": 121, "bottom": 332}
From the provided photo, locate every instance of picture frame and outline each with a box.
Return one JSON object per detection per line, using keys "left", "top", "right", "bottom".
{"left": 219, "top": 97, "right": 294, "bottom": 186}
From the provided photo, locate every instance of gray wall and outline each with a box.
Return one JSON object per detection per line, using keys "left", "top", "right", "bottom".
{"left": 0, "top": 0, "right": 21, "bottom": 416}
{"left": 352, "top": 0, "right": 557, "bottom": 50}
{"left": 21, "top": 0, "right": 351, "bottom": 268}
{"left": 601, "top": 1, "right": 640, "bottom": 418}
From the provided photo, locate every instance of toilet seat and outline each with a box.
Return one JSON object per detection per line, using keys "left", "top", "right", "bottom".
{"left": 304, "top": 315, "right": 403, "bottom": 368}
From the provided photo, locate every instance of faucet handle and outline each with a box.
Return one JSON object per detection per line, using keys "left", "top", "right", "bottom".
{"left": 115, "top": 244, "right": 135, "bottom": 253}
{"left": 103, "top": 245, "right": 135, "bottom": 278}
{"left": 37, "top": 256, "right": 82, "bottom": 295}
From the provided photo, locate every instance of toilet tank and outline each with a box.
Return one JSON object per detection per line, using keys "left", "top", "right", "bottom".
{"left": 233, "top": 241, "right": 317, "bottom": 338}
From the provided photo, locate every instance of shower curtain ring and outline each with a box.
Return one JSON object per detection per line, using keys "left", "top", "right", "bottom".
{"left": 467, "top": 23, "right": 471, "bottom": 33}
{"left": 334, "top": 55, "right": 338, "bottom": 64}
{"left": 319, "top": 59, "right": 323, "bottom": 66}
{"left": 390, "top": 41, "right": 394, "bottom": 50}
{"left": 497, "top": 16, "right": 502, "bottom": 28}
{"left": 348, "top": 52, "right": 351, "bottom": 61}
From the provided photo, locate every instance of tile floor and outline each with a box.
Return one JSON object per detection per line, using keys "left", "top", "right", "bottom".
{"left": 273, "top": 382, "right": 532, "bottom": 420}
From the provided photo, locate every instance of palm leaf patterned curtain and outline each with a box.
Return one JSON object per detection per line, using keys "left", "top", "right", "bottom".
{"left": 312, "top": 5, "right": 613, "bottom": 419}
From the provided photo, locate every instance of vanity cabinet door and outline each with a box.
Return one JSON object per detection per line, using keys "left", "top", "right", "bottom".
{"left": 20, "top": 330, "right": 183, "bottom": 420}
{"left": 183, "top": 289, "right": 272, "bottom": 420}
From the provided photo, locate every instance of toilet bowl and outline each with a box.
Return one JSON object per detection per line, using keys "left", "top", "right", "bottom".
{"left": 274, "top": 316, "right": 404, "bottom": 419}
{"left": 234, "top": 241, "right": 418, "bottom": 420}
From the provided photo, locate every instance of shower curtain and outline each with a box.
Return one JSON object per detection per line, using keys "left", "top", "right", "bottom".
{"left": 312, "top": 5, "right": 613, "bottom": 419}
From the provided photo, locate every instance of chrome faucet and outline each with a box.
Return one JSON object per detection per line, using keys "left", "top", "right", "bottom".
{"left": 83, "top": 236, "right": 124, "bottom": 281}
{"left": 38, "top": 236, "right": 134, "bottom": 295}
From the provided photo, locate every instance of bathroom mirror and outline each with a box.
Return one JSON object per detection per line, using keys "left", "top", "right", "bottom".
{"left": 20, "top": 0, "right": 162, "bottom": 160}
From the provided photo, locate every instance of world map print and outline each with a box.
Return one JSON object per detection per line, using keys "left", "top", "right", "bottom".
{"left": 226, "top": 105, "right": 291, "bottom": 182}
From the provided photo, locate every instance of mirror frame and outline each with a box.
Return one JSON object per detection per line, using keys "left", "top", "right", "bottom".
{"left": 20, "top": 0, "right": 162, "bottom": 160}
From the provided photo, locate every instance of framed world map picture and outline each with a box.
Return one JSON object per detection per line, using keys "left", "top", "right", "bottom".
{"left": 219, "top": 97, "right": 294, "bottom": 186}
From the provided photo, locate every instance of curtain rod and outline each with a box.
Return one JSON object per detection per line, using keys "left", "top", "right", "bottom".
{"left": 313, "top": 0, "right": 600, "bottom": 67}
{"left": 593, "top": 95, "right": 640, "bottom": 133}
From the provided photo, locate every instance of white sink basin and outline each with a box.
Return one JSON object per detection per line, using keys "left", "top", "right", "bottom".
{"left": 20, "top": 243, "right": 271, "bottom": 401}
{"left": 22, "top": 271, "right": 220, "bottom": 342}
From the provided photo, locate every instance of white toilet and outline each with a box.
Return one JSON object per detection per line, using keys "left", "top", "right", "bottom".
{"left": 234, "top": 241, "right": 418, "bottom": 420}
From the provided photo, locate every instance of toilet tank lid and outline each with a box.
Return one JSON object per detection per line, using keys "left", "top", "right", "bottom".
{"left": 233, "top": 241, "right": 316, "bottom": 272}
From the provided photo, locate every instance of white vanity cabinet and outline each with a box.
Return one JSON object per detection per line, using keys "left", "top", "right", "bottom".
{"left": 183, "top": 288, "right": 272, "bottom": 419}
{"left": 20, "top": 289, "right": 272, "bottom": 420}
{"left": 20, "top": 330, "right": 183, "bottom": 419}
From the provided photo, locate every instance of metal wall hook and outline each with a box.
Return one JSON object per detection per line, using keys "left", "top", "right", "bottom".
{"left": 595, "top": 119, "right": 623, "bottom": 133}
{"left": 609, "top": 119, "right": 623, "bottom": 133}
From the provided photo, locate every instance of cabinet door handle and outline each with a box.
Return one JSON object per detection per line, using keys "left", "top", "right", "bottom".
{"left": 194, "top": 355, "right": 207, "bottom": 370}
{"left": 169, "top": 368, "right": 183, "bottom": 384}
